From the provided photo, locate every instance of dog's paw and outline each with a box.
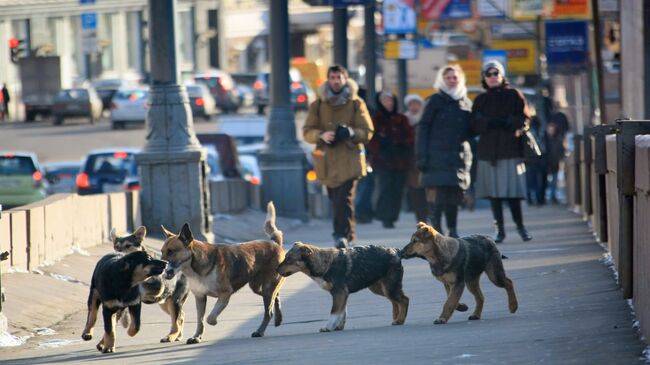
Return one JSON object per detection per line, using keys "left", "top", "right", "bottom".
{"left": 468, "top": 314, "right": 481, "bottom": 320}
{"left": 127, "top": 328, "right": 139, "bottom": 337}
{"left": 187, "top": 337, "right": 202, "bottom": 344}
{"left": 96, "top": 343, "right": 103, "bottom": 352}
{"left": 509, "top": 302, "right": 518, "bottom": 313}
{"left": 456, "top": 303, "right": 469, "bottom": 312}
{"left": 319, "top": 327, "right": 332, "bottom": 333}
{"left": 206, "top": 315, "right": 218, "bottom": 326}
{"left": 81, "top": 333, "right": 92, "bottom": 341}
{"left": 433, "top": 318, "right": 448, "bottom": 325}
{"left": 391, "top": 320, "right": 405, "bottom": 326}
{"left": 251, "top": 331, "right": 263, "bottom": 338}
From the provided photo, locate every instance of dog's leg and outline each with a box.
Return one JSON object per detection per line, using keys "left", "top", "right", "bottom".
{"left": 486, "top": 258, "right": 519, "bottom": 313}
{"left": 388, "top": 290, "right": 410, "bottom": 326}
{"left": 127, "top": 303, "right": 141, "bottom": 337}
{"left": 98, "top": 306, "right": 117, "bottom": 353}
{"left": 321, "top": 289, "right": 349, "bottom": 332}
{"left": 187, "top": 294, "right": 207, "bottom": 344}
{"left": 466, "top": 278, "right": 485, "bottom": 320}
{"left": 252, "top": 292, "right": 273, "bottom": 337}
{"left": 435, "top": 282, "right": 465, "bottom": 324}
{"left": 443, "top": 282, "right": 468, "bottom": 312}
{"left": 206, "top": 292, "right": 231, "bottom": 326}
{"left": 161, "top": 297, "right": 183, "bottom": 343}
{"left": 274, "top": 295, "right": 282, "bottom": 327}
{"left": 82, "top": 289, "right": 101, "bottom": 341}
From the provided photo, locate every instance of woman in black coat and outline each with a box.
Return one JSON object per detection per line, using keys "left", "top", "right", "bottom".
{"left": 471, "top": 60, "right": 532, "bottom": 242}
{"left": 416, "top": 64, "right": 472, "bottom": 238}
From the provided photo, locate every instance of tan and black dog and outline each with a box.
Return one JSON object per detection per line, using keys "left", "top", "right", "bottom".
{"left": 401, "top": 222, "right": 518, "bottom": 324}
{"left": 81, "top": 250, "right": 167, "bottom": 353}
{"left": 277, "top": 242, "right": 409, "bottom": 332}
{"left": 160, "top": 202, "right": 285, "bottom": 344}
{"left": 110, "top": 226, "right": 190, "bottom": 343}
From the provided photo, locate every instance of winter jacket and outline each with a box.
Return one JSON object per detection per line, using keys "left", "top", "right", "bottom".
{"left": 470, "top": 85, "right": 530, "bottom": 162}
{"left": 367, "top": 92, "right": 414, "bottom": 170}
{"left": 416, "top": 91, "right": 473, "bottom": 189}
{"left": 303, "top": 79, "right": 374, "bottom": 188}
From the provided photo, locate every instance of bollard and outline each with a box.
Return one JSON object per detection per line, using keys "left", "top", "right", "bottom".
{"left": 589, "top": 125, "right": 618, "bottom": 243}
{"left": 582, "top": 132, "right": 593, "bottom": 216}
{"left": 615, "top": 120, "right": 650, "bottom": 299}
{"left": 573, "top": 134, "right": 583, "bottom": 207}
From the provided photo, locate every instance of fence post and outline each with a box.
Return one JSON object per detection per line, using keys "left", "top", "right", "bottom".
{"left": 583, "top": 131, "right": 593, "bottom": 216}
{"left": 573, "top": 134, "right": 583, "bottom": 208}
{"left": 591, "top": 125, "right": 617, "bottom": 242}
{"left": 616, "top": 120, "right": 650, "bottom": 299}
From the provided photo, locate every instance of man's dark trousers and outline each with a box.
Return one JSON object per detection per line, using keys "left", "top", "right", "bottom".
{"left": 327, "top": 178, "right": 357, "bottom": 242}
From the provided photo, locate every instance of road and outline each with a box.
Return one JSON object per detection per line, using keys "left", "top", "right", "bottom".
{"left": 1, "top": 206, "right": 646, "bottom": 364}
{"left": 0, "top": 110, "right": 308, "bottom": 164}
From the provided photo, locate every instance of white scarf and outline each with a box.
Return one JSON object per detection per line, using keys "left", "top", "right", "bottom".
{"left": 433, "top": 66, "right": 467, "bottom": 101}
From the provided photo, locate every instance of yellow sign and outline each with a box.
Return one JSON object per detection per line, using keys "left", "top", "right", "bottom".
{"left": 451, "top": 59, "right": 482, "bottom": 87}
{"left": 490, "top": 40, "right": 537, "bottom": 74}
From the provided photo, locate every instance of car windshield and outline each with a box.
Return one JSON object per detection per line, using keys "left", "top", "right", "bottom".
{"left": 195, "top": 77, "right": 222, "bottom": 90}
{"left": 186, "top": 85, "right": 203, "bottom": 97}
{"left": 58, "top": 89, "right": 89, "bottom": 100}
{"left": 115, "top": 90, "right": 148, "bottom": 100}
{"left": 86, "top": 152, "right": 137, "bottom": 176}
{"left": 0, "top": 155, "right": 37, "bottom": 175}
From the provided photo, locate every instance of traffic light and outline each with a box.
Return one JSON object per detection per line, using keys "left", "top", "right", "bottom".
{"left": 9, "top": 37, "right": 25, "bottom": 64}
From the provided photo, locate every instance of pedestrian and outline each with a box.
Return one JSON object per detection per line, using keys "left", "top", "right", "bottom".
{"left": 1, "top": 83, "right": 9, "bottom": 121}
{"left": 404, "top": 93, "right": 428, "bottom": 223}
{"left": 544, "top": 122, "right": 566, "bottom": 204}
{"left": 303, "top": 64, "right": 374, "bottom": 249}
{"left": 416, "top": 64, "right": 473, "bottom": 238}
{"left": 471, "top": 60, "right": 533, "bottom": 243}
{"left": 525, "top": 116, "right": 547, "bottom": 206}
{"left": 367, "top": 91, "right": 414, "bottom": 229}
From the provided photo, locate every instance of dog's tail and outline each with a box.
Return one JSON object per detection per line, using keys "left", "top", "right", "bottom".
{"left": 264, "top": 201, "right": 283, "bottom": 246}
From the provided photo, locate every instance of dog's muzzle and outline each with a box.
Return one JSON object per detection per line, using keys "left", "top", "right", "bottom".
{"left": 151, "top": 260, "right": 168, "bottom": 276}
{"left": 164, "top": 265, "right": 178, "bottom": 280}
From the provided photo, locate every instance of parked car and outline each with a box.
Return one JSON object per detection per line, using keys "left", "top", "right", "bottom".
{"left": 76, "top": 148, "right": 140, "bottom": 195}
{"left": 44, "top": 161, "right": 82, "bottom": 194}
{"left": 51, "top": 87, "right": 103, "bottom": 125}
{"left": 254, "top": 69, "right": 309, "bottom": 114}
{"left": 186, "top": 84, "right": 217, "bottom": 121}
{"left": 238, "top": 154, "right": 261, "bottom": 186}
{"left": 0, "top": 151, "right": 48, "bottom": 208}
{"left": 231, "top": 72, "right": 257, "bottom": 108}
{"left": 193, "top": 70, "right": 240, "bottom": 113}
{"left": 92, "top": 78, "right": 139, "bottom": 111}
{"left": 110, "top": 87, "right": 149, "bottom": 129}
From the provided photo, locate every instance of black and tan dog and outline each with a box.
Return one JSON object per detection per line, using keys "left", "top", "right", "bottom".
{"left": 81, "top": 250, "right": 167, "bottom": 353}
{"left": 277, "top": 242, "right": 409, "bottom": 332}
{"left": 160, "top": 202, "right": 285, "bottom": 344}
{"left": 401, "top": 222, "right": 518, "bottom": 324}
{"left": 110, "top": 226, "right": 190, "bottom": 343}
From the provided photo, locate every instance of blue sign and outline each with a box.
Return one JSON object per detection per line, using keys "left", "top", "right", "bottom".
{"left": 545, "top": 20, "right": 589, "bottom": 67}
{"left": 81, "top": 13, "right": 97, "bottom": 30}
{"left": 482, "top": 49, "right": 508, "bottom": 73}
{"left": 441, "top": 0, "right": 473, "bottom": 20}
{"left": 332, "top": 0, "right": 368, "bottom": 5}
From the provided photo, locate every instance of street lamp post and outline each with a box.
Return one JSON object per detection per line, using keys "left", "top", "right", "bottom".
{"left": 136, "top": 0, "right": 213, "bottom": 241}
{"left": 364, "top": 1, "right": 377, "bottom": 112}
{"left": 333, "top": 7, "right": 348, "bottom": 67}
{"left": 259, "top": 0, "right": 309, "bottom": 220}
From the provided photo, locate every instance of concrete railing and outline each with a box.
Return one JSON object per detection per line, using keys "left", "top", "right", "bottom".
{"left": 0, "top": 191, "right": 140, "bottom": 274}
{"left": 567, "top": 121, "right": 650, "bottom": 345}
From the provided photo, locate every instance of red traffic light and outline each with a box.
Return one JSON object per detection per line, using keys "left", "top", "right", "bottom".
{"left": 9, "top": 37, "right": 19, "bottom": 49}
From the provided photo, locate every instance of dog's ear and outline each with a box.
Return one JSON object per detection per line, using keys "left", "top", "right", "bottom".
{"left": 133, "top": 226, "right": 147, "bottom": 242}
{"left": 161, "top": 225, "right": 176, "bottom": 238}
{"left": 299, "top": 243, "right": 314, "bottom": 257}
{"left": 179, "top": 223, "right": 194, "bottom": 246}
{"left": 109, "top": 227, "right": 117, "bottom": 243}
{"left": 416, "top": 221, "right": 428, "bottom": 230}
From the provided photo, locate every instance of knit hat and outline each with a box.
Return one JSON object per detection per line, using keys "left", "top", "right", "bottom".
{"left": 404, "top": 94, "right": 423, "bottom": 106}
{"left": 482, "top": 60, "right": 505, "bottom": 77}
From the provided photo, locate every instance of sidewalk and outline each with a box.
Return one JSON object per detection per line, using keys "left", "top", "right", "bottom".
{"left": 1, "top": 204, "right": 648, "bottom": 363}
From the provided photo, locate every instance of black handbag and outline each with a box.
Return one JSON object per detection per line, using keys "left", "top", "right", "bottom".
{"left": 520, "top": 129, "right": 542, "bottom": 159}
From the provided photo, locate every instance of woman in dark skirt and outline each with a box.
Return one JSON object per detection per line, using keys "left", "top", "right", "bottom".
{"left": 471, "top": 60, "right": 533, "bottom": 242}
{"left": 416, "top": 64, "right": 472, "bottom": 238}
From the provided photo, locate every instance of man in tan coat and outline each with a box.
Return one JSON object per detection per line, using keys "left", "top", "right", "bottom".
{"left": 303, "top": 65, "right": 374, "bottom": 248}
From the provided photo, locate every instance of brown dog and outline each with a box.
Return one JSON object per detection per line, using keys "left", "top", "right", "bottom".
{"left": 401, "top": 222, "right": 518, "bottom": 324}
{"left": 277, "top": 242, "right": 409, "bottom": 332}
{"left": 160, "top": 202, "right": 285, "bottom": 344}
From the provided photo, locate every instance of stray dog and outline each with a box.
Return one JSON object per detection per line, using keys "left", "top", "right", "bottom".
{"left": 81, "top": 251, "right": 167, "bottom": 353}
{"left": 401, "top": 222, "right": 518, "bottom": 324}
{"left": 161, "top": 202, "right": 285, "bottom": 344}
{"left": 277, "top": 242, "right": 409, "bottom": 332}
{"left": 110, "top": 226, "right": 190, "bottom": 343}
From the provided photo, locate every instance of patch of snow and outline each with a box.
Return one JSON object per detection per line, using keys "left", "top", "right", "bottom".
{"left": 31, "top": 269, "right": 45, "bottom": 275}
{"left": 0, "top": 332, "right": 30, "bottom": 347}
{"left": 33, "top": 327, "right": 56, "bottom": 336}
{"left": 599, "top": 253, "right": 619, "bottom": 285}
{"left": 70, "top": 245, "right": 90, "bottom": 256}
{"left": 642, "top": 347, "right": 650, "bottom": 364}
{"left": 7, "top": 267, "right": 29, "bottom": 274}
{"left": 633, "top": 321, "right": 640, "bottom": 329}
{"left": 454, "top": 354, "right": 477, "bottom": 359}
{"left": 37, "top": 338, "right": 83, "bottom": 349}
{"left": 48, "top": 273, "right": 85, "bottom": 285}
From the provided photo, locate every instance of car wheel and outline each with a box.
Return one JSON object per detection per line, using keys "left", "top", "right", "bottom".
{"left": 54, "top": 117, "right": 64, "bottom": 126}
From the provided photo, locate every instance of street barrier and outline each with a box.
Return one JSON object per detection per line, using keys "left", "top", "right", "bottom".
{"left": 567, "top": 120, "right": 650, "bottom": 345}
{"left": 0, "top": 192, "right": 138, "bottom": 274}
